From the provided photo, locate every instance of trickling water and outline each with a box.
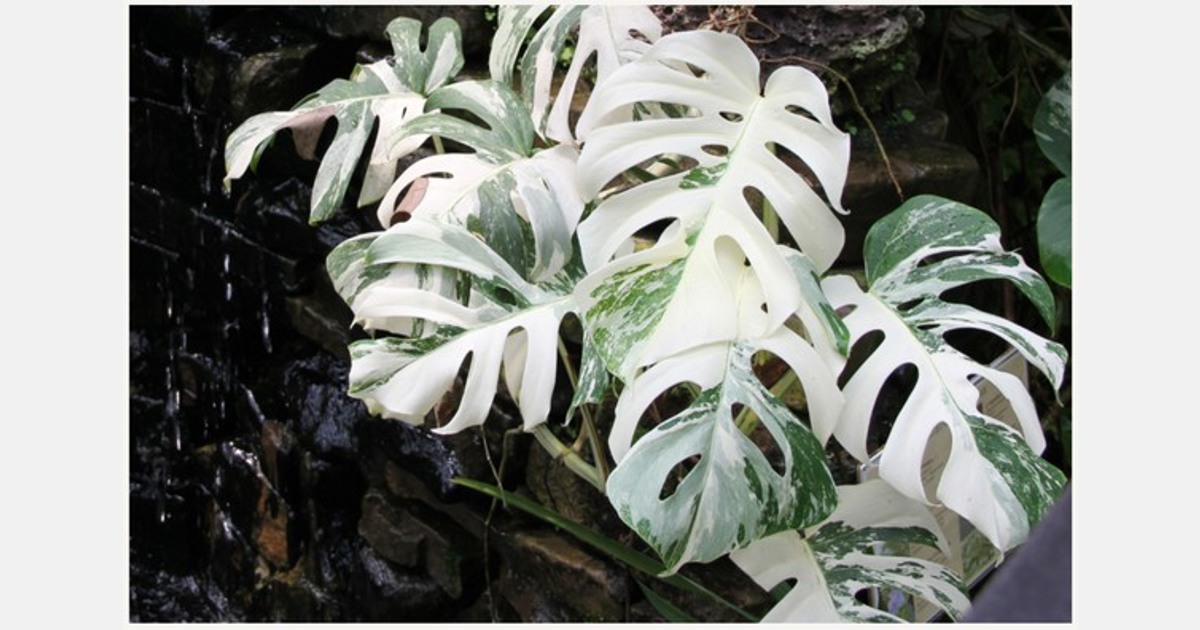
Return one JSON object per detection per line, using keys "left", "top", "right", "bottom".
{"left": 223, "top": 253, "right": 233, "bottom": 302}
{"left": 260, "top": 292, "right": 273, "bottom": 354}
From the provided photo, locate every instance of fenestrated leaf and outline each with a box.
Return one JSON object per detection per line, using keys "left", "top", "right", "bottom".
{"left": 223, "top": 17, "right": 464, "bottom": 223}
{"left": 605, "top": 336, "right": 841, "bottom": 574}
{"left": 537, "top": 5, "right": 663, "bottom": 143}
{"left": 517, "top": 5, "right": 588, "bottom": 135}
{"left": 1037, "top": 177, "right": 1072, "bottom": 288}
{"left": 781, "top": 247, "right": 850, "bottom": 364}
{"left": 822, "top": 195, "right": 1068, "bottom": 551}
{"left": 489, "top": 5, "right": 555, "bottom": 88}
{"left": 1033, "top": 70, "right": 1071, "bottom": 177}
{"left": 359, "top": 17, "right": 465, "bottom": 205}
{"left": 384, "top": 16, "right": 465, "bottom": 96}
{"left": 575, "top": 29, "right": 851, "bottom": 274}
{"left": 730, "top": 480, "right": 970, "bottom": 622}
{"left": 376, "top": 82, "right": 582, "bottom": 284}
{"left": 343, "top": 219, "right": 583, "bottom": 434}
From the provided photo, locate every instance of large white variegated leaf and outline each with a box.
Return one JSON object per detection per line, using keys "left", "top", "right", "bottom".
{"left": 224, "top": 17, "right": 464, "bottom": 223}
{"left": 730, "top": 480, "right": 970, "bottom": 622}
{"left": 580, "top": 212, "right": 757, "bottom": 380}
{"left": 337, "top": 219, "right": 581, "bottom": 434}
{"left": 575, "top": 29, "right": 851, "bottom": 274}
{"left": 823, "top": 195, "right": 1068, "bottom": 552}
{"left": 605, "top": 335, "right": 840, "bottom": 574}
{"left": 326, "top": 227, "right": 485, "bottom": 337}
{"left": 543, "top": 5, "right": 662, "bottom": 143}
{"left": 489, "top": 5, "right": 662, "bottom": 142}
{"left": 379, "top": 81, "right": 583, "bottom": 284}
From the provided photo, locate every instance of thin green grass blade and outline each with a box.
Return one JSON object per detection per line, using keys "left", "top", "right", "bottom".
{"left": 452, "top": 477, "right": 759, "bottom": 621}
{"left": 635, "top": 578, "right": 697, "bottom": 622}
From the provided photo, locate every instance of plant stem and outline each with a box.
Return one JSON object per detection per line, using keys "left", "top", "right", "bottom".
{"left": 531, "top": 424, "right": 605, "bottom": 492}
{"left": 432, "top": 135, "right": 446, "bottom": 155}
{"left": 557, "top": 337, "right": 610, "bottom": 483}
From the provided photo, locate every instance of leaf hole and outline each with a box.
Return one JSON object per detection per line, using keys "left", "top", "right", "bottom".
{"left": 701, "top": 144, "right": 729, "bottom": 157}
{"left": 770, "top": 142, "right": 823, "bottom": 196}
{"left": 627, "top": 28, "right": 653, "bottom": 44}
{"left": 784, "top": 103, "right": 819, "bottom": 122}
{"left": 432, "top": 352, "right": 472, "bottom": 428}
{"left": 659, "top": 454, "right": 702, "bottom": 500}
{"left": 768, "top": 578, "right": 797, "bottom": 603}
{"left": 866, "top": 363, "right": 918, "bottom": 454}
{"left": 719, "top": 111, "right": 744, "bottom": 123}
{"left": 837, "top": 329, "right": 884, "bottom": 389}
{"left": 919, "top": 423, "right": 953, "bottom": 501}
{"left": 633, "top": 101, "right": 697, "bottom": 120}
{"left": 746, "top": 418, "right": 787, "bottom": 477}
{"left": 440, "top": 107, "right": 492, "bottom": 132}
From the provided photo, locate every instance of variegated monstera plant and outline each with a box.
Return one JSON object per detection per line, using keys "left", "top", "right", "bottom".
{"left": 225, "top": 6, "right": 1068, "bottom": 622}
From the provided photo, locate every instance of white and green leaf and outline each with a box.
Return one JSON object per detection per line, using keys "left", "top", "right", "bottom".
{"left": 343, "top": 219, "right": 582, "bottom": 434}
{"left": 575, "top": 29, "right": 851, "bottom": 273}
{"left": 378, "top": 81, "right": 583, "bottom": 283}
{"left": 543, "top": 5, "right": 663, "bottom": 143}
{"left": 1033, "top": 69, "right": 1071, "bottom": 177}
{"left": 605, "top": 337, "right": 840, "bottom": 574}
{"left": 823, "top": 196, "right": 1068, "bottom": 551}
{"left": 223, "top": 17, "right": 464, "bottom": 223}
{"left": 730, "top": 480, "right": 970, "bottom": 622}
{"left": 489, "top": 5, "right": 556, "bottom": 88}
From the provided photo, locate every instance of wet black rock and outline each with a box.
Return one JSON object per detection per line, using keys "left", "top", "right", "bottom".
{"left": 282, "top": 5, "right": 492, "bottom": 58}
{"left": 282, "top": 353, "right": 364, "bottom": 458}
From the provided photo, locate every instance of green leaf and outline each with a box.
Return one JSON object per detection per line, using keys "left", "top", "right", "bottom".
{"left": 635, "top": 579, "right": 697, "bottom": 622}
{"left": 823, "top": 196, "right": 1068, "bottom": 552}
{"left": 730, "top": 480, "right": 970, "bottom": 622}
{"left": 1037, "top": 177, "right": 1072, "bottom": 289}
{"left": 1033, "top": 70, "right": 1071, "bottom": 176}
{"left": 605, "top": 339, "right": 839, "bottom": 574}
{"left": 566, "top": 334, "right": 612, "bottom": 423}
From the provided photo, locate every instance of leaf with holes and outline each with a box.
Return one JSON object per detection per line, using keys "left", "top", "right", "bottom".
{"left": 487, "top": 5, "right": 661, "bottom": 142}
{"left": 338, "top": 218, "right": 584, "bottom": 433}
{"left": 604, "top": 332, "right": 841, "bottom": 574}
{"left": 730, "top": 479, "right": 970, "bottom": 622}
{"left": 377, "top": 80, "right": 583, "bottom": 284}
{"left": 822, "top": 195, "right": 1068, "bottom": 552}
{"left": 542, "top": 5, "right": 663, "bottom": 142}
{"left": 223, "top": 17, "right": 464, "bottom": 223}
{"left": 575, "top": 29, "right": 851, "bottom": 275}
